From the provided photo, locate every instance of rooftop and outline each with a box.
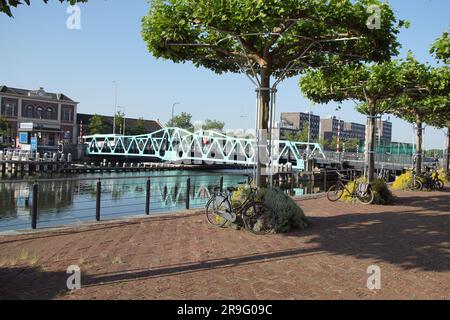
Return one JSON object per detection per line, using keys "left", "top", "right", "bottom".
{"left": 0, "top": 85, "right": 76, "bottom": 103}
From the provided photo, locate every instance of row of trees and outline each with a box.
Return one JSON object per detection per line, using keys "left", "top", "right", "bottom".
{"left": 88, "top": 114, "right": 148, "bottom": 136}
{"left": 4, "top": 1, "right": 449, "bottom": 184}
{"left": 299, "top": 35, "right": 450, "bottom": 178}
{"left": 166, "top": 112, "right": 226, "bottom": 132}
{"left": 88, "top": 112, "right": 226, "bottom": 135}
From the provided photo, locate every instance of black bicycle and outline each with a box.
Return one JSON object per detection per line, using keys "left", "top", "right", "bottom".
{"left": 422, "top": 168, "right": 445, "bottom": 191}
{"left": 205, "top": 184, "right": 277, "bottom": 235}
{"left": 327, "top": 171, "right": 374, "bottom": 205}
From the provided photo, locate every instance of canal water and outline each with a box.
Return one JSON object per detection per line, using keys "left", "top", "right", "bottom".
{"left": 0, "top": 170, "right": 331, "bottom": 232}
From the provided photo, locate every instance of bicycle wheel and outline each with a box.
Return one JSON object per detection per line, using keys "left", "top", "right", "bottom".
{"left": 242, "top": 202, "right": 277, "bottom": 235}
{"left": 205, "top": 195, "right": 229, "bottom": 228}
{"left": 327, "top": 184, "right": 344, "bottom": 202}
{"left": 435, "top": 179, "right": 444, "bottom": 190}
{"left": 413, "top": 179, "right": 423, "bottom": 191}
{"left": 356, "top": 189, "right": 374, "bottom": 205}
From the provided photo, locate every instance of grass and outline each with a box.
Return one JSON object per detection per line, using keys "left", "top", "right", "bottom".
{"left": 112, "top": 256, "right": 125, "bottom": 265}
{"left": 29, "top": 253, "right": 39, "bottom": 266}
{"left": 19, "top": 249, "right": 29, "bottom": 261}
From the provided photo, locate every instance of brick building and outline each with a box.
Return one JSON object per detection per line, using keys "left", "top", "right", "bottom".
{"left": 0, "top": 86, "right": 78, "bottom": 150}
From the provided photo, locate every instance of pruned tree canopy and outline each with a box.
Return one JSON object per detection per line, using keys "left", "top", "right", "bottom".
{"left": 142, "top": 0, "right": 404, "bottom": 79}
{"left": 431, "top": 32, "right": 450, "bottom": 64}
{"left": 299, "top": 60, "right": 404, "bottom": 111}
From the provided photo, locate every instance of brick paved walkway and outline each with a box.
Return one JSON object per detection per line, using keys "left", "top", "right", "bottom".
{"left": 0, "top": 189, "right": 449, "bottom": 300}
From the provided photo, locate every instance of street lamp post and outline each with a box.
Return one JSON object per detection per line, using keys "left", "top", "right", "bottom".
{"left": 113, "top": 81, "right": 118, "bottom": 135}
{"left": 171, "top": 102, "right": 180, "bottom": 123}
{"left": 117, "top": 106, "right": 125, "bottom": 135}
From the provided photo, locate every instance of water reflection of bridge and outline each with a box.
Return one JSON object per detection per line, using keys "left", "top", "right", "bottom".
{"left": 0, "top": 174, "right": 248, "bottom": 231}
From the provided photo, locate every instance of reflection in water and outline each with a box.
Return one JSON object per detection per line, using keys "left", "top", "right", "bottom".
{"left": 0, "top": 171, "right": 333, "bottom": 231}
{"left": 0, "top": 171, "right": 247, "bottom": 231}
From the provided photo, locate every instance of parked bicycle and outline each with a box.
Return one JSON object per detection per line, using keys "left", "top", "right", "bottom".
{"left": 205, "top": 184, "right": 277, "bottom": 235}
{"left": 327, "top": 171, "right": 374, "bottom": 205}
{"left": 377, "top": 166, "right": 389, "bottom": 182}
{"left": 422, "top": 168, "right": 445, "bottom": 191}
{"left": 407, "top": 169, "right": 424, "bottom": 191}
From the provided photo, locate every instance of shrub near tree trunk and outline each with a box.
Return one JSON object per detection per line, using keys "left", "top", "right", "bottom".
{"left": 230, "top": 185, "right": 308, "bottom": 234}
{"left": 342, "top": 178, "right": 395, "bottom": 205}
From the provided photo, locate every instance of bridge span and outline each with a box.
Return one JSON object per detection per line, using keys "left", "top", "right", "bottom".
{"left": 83, "top": 127, "right": 326, "bottom": 171}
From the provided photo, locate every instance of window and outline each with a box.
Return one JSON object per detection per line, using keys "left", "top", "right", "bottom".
{"left": 3, "top": 103, "right": 14, "bottom": 117}
{"left": 26, "top": 105, "right": 34, "bottom": 118}
{"left": 47, "top": 107, "right": 54, "bottom": 120}
{"left": 36, "top": 106, "right": 43, "bottom": 119}
{"left": 62, "top": 107, "right": 73, "bottom": 122}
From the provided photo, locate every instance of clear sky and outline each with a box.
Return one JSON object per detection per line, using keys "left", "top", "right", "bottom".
{"left": 0, "top": 0, "right": 449, "bottom": 149}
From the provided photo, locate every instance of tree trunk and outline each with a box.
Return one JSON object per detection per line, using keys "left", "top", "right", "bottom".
{"left": 254, "top": 66, "right": 271, "bottom": 187}
{"left": 366, "top": 100, "right": 376, "bottom": 182}
{"left": 260, "top": 67, "right": 271, "bottom": 130}
{"left": 444, "top": 121, "right": 450, "bottom": 172}
{"left": 415, "top": 115, "right": 423, "bottom": 174}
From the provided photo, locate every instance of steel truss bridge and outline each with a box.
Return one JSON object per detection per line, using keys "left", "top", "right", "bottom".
{"left": 84, "top": 127, "right": 325, "bottom": 171}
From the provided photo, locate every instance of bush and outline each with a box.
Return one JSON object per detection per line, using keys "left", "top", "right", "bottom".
{"left": 438, "top": 169, "right": 450, "bottom": 183}
{"left": 229, "top": 185, "right": 308, "bottom": 233}
{"left": 392, "top": 170, "right": 447, "bottom": 191}
{"left": 371, "top": 178, "right": 396, "bottom": 205}
{"left": 342, "top": 177, "right": 395, "bottom": 205}
{"left": 392, "top": 171, "right": 414, "bottom": 190}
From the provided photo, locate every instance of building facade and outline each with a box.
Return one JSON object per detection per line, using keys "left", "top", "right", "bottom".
{"left": 320, "top": 117, "right": 367, "bottom": 144}
{"left": 281, "top": 112, "right": 321, "bottom": 141}
{"left": 376, "top": 120, "right": 393, "bottom": 143}
{"left": 320, "top": 117, "right": 345, "bottom": 141}
{"left": 343, "top": 122, "right": 366, "bottom": 143}
{"left": 0, "top": 86, "right": 78, "bottom": 150}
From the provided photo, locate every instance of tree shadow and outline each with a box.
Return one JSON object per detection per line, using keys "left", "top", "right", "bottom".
{"left": 0, "top": 247, "right": 322, "bottom": 299}
{"left": 1, "top": 192, "right": 448, "bottom": 299}
{"left": 289, "top": 194, "right": 450, "bottom": 272}
{"left": 0, "top": 266, "right": 68, "bottom": 300}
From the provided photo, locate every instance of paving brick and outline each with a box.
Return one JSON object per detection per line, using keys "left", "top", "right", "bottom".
{"left": 0, "top": 189, "right": 449, "bottom": 300}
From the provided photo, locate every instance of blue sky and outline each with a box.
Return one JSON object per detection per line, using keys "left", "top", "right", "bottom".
{"left": 0, "top": 0, "right": 449, "bottom": 149}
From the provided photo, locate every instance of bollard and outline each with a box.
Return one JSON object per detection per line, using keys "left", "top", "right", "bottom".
{"left": 32, "top": 182, "right": 39, "bottom": 229}
{"left": 145, "top": 178, "right": 151, "bottom": 215}
{"left": 67, "top": 153, "right": 72, "bottom": 163}
{"left": 324, "top": 170, "right": 327, "bottom": 191}
{"left": 186, "top": 178, "right": 191, "bottom": 210}
{"left": 219, "top": 176, "right": 224, "bottom": 193}
{"left": 96, "top": 179, "right": 101, "bottom": 221}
